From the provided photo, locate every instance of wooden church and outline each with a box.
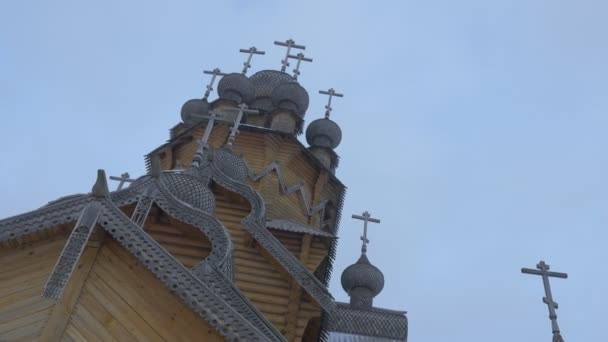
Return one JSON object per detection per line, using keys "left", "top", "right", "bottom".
{"left": 0, "top": 40, "right": 408, "bottom": 341}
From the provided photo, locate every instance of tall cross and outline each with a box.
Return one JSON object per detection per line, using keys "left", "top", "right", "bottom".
{"left": 287, "top": 52, "right": 313, "bottom": 80}
{"left": 522, "top": 260, "right": 568, "bottom": 342}
{"left": 203, "top": 68, "right": 227, "bottom": 100}
{"left": 274, "top": 39, "right": 306, "bottom": 72}
{"left": 225, "top": 103, "right": 260, "bottom": 148}
{"left": 319, "top": 88, "right": 344, "bottom": 118}
{"left": 239, "top": 46, "right": 266, "bottom": 75}
{"left": 351, "top": 211, "right": 381, "bottom": 254}
{"left": 192, "top": 110, "right": 224, "bottom": 167}
{"left": 109, "top": 172, "right": 135, "bottom": 190}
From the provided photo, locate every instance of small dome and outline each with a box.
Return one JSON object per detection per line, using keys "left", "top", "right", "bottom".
{"left": 271, "top": 81, "right": 309, "bottom": 117}
{"left": 217, "top": 73, "right": 255, "bottom": 104}
{"left": 249, "top": 70, "right": 294, "bottom": 112}
{"left": 306, "top": 118, "right": 342, "bottom": 149}
{"left": 214, "top": 148, "right": 249, "bottom": 183}
{"left": 160, "top": 172, "right": 215, "bottom": 213}
{"left": 341, "top": 254, "right": 385, "bottom": 297}
{"left": 181, "top": 99, "right": 210, "bottom": 125}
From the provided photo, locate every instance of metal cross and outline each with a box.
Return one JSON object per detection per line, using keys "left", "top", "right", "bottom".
{"left": 274, "top": 39, "right": 306, "bottom": 72}
{"left": 225, "top": 103, "right": 260, "bottom": 148}
{"left": 522, "top": 260, "right": 568, "bottom": 342}
{"left": 203, "top": 68, "right": 228, "bottom": 100}
{"left": 109, "top": 172, "right": 135, "bottom": 190}
{"left": 351, "top": 211, "right": 381, "bottom": 254}
{"left": 287, "top": 53, "right": 313, "bottom": 80}
{"left": 239, "top": 46, "right": 266, "bottom": 75}
{"left": 319, "top": 88, "right": 344, "bottom": 118}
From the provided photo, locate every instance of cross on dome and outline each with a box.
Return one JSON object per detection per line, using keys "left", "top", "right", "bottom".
{"left": 274, "top": 39, "right": 306, "bottom": 72}
{"left": 287, "top": 52, "right": 313, "bottom": 80}
{"left": 203, "top": 68, "right": 228, "bottom": 100}
{"left": 319, "top": 88, "right": 344, "bottom": 118}
{"left": 239, "top": 46, "right": 266, "bottom": 75}
{"left": 351, "top": 211, "right": 381, "bottom": 254}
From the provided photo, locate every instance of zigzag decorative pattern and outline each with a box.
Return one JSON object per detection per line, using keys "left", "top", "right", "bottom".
{"left": 248, "top": 161, "right": 328, "bottom": 217}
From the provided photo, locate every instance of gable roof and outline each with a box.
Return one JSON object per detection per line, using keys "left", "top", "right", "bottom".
{"left": 0, "top": 179, "right": 285, "bottom": 341}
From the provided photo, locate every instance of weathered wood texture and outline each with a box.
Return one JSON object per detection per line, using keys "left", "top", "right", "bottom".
{"left": 60, "top": 239, "right": 224, "bottom": 342}
{"left": 0, "top": 237, "right": 67, "bottom": 341}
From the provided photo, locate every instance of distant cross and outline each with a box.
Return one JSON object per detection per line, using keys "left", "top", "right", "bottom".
{"left": 203, "top": 68, "right": 228, "bottom": 99}
{"left": 109, "top": 172, "right": 135, "bottom": 190}
{"left": 287, "top": 52, "right": 313, "bottom": 80}
{"left": 225, "top": 103, "right": 260, "bottom": 148}
{"left": 239, "top": 46, "right": 266, "bottom": 75}
{"left": 319, "top": 88, "right": 344, "bottom": 118}
{"left": 274, "top": 39, "right": 306, "bottom": 72}
{"left": 351, "top": 211, "right": 381, "bottom": 254}
{"left": 522, "top": 260, "right": 568, "bottom": 342}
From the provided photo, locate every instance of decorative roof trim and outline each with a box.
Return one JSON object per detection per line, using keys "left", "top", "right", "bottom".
{"left": 0, "top": 180, "right": 284, "bottom": 341}
{"left": 210, "top": 159, "right": 336, "bottom": 312}
{"left": 42, "top": 202, "right": 102, "bottom": 299}
{"left": 97, "top": 199, "right": 285, "bottom": 341}
{"left": 267, "top": 219, "right": 335, "bottom": 238}
{"left": 328, "top": 302, "right": 408, "bottom": 341}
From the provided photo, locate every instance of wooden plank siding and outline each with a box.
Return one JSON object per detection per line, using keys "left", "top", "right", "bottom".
{"left": 0, "top": 237, "right": 67, "bottom": 341}
{"left": 149, "top": 123, "right": 343, "bottom": 341}
{"left": 61, "top": 239, "right": 224, "bottom": 342}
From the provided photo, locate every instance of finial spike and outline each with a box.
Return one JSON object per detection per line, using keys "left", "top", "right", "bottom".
{"left": 274, "top": 39, "right": 306, "bottom": 72}
{"left": 92, "top": 169, "right": 110, "bottom": 198}
{"left": 239, "top": 47, "right": 266, "bottom": 75}
{"left": 319, "top": 88, "right": 344, "bottom": 118}
{"left": 351, "top": 211, "right": 381, "bottom": 254}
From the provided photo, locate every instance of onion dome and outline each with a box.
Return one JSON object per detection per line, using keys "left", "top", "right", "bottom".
{"left": 249, "top": 70, "right": 294, "bottom": 112}
{"left": 271, "top": 81, "right": 309, "bottom": 117}
{"left": 214, "top": 147, "right": 249, "bottom": 183}
{"left": 160, "top": 172, "right": 215, "bottom": 213}
{"left": 341, "top": 254, "right": 385, "bottom": 309}
{"left": 217, "top": 73, "right": 255, "bottom": 104}
{"left": 181, "top": 99, "right": 210, "bottom": 125}
{"left": 306, "top": 118, "right": 342, "bottom": 149}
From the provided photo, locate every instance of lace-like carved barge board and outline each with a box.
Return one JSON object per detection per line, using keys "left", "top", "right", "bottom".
{"left": 42, "top": 202, "right": 102, "bottom": 299}
{"left": 212, "top": 162, "right": 336, "bottom": 312}
{"left": 108, "top": 177, "right": 280, "bottom": 340}
{"left": 98, "top": 199, "right": 285, "bottom": 341}
{"left": 248, "top": 161, "right": 328, "bottom": 217}
{"left": 0, "top": 195, "right": 94, "bottom": 242}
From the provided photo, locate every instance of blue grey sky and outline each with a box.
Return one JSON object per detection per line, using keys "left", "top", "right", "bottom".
{"left": 1, "top": 1, "right": 607, "bottom": 341}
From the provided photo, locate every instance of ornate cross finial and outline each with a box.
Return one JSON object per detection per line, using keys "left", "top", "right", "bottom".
{"left": 287, "top": 52, "right": 313, "bottom": 80}
{"left": 192, "top": 110, "right": 225, "bottom": 167}
{"left": 319, "top": 88, "right": 344, "bottom": 118}
{"left": 351, "top": 211, "right": 381, "bottom": 254}
{"left": 225, "top": 104, "right": 260, "bottom": 148}
{"left": 203, "top": 68, "right": 228, "bottom": 100}
{"left": 239, "top": 46, "right": 266, "bottom": 75}
{"left": 274, "top": 39, "right": 306, "bottom": 72}
{"left": 109, "top": 172, "right": 135, "bottom": 190}
{"left": 522, "top": 260, "right": 568, "bottom": 342}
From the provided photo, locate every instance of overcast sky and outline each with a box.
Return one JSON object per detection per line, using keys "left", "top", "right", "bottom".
{"left": 2, "top": 1, "right": 607, "bottom": 341}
